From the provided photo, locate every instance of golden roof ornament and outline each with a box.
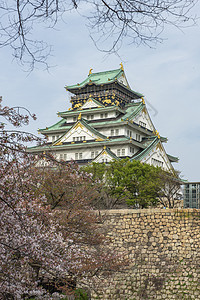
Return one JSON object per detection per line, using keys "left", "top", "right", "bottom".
{"left": 43, "top": 151, "right": 46, "bottom": 160}
{"left": 155, "top": 130, "right": 160, "bottom": 139}
{"left": 142, "top": 97, "right": 145, "bottom": 104}
{"left": 120, "top": 62, "right": 124, "bottom": 71}
{"left": 103, "top": 145, "right": 106, "bottom": 150}
{"left": 88, "top": 68, "right": 93, "bottom": 75}
{"left": 78, "top": 113, "right": 82, "bottom": 120}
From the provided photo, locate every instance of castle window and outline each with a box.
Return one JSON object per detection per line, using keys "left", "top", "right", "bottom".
{"left": 52, "top": 135, "right": 55, "bottom": 142}
{"left": 127, "top": 130, "right": 129, "bottom": 136}
{"left": 139, "top": 121, "right": 146, "bottom": 128}
{"left": 95, "top": 151, "right": 98, "bottom": 156}
{"left": 64, "top": 154, "right": 67, "bottom": 160}
{"left": 151, "top": 158, "right": 163, "bottom": 167}
{"left": 90, "top": 115, "right": 94, "bottom": 120}
{"left": 73, "top": 116, "right": 77, "bottom": 122}
{"left": 60, "top": 154, "right": 63, "bottom": 160}
{"left": 117, "top": 149, "right": 120, "bottom": 156}
{"left": 111, "top": 129, "right": 114, "bottom": 136}
{"left": 136, "top": 134, "right": 141, "bottom": 141}
{"left": 100, "top": 113, "right": 108, "bottom": 118}
{"left": 91, "top": 151, "right": 94, "bottom": 158}
{"left": 130, "top": 147, "right": 134, "bottom": 154}
{"left": 87, "top": 115, "right": 90, "bottom": 120}
{"left": 80, "top": 136, "right": 82, "bottom": 141}
{"left": 115, "top": 129, "right": 119, "bottom": 135}
{"left": 122, "top": 149, "right": 125, "bottom": 156}
{"left": 75, "top": 153, "right": 78, "bottom": 160}
{"left": 79, "top": 153, "right": 82, "bottom": 159}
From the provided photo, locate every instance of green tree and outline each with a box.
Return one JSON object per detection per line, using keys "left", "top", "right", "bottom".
{"left": 83, "top": 162, "right": 118, "bottom": 209}
{"left": 108, "top": 159, "right": 162, "bottom": 208}
{"left": 84, "top": 161, "right": 106, "bottom": 183}
{"left": 83, "top": 159, "right": 162, "bottom": 209}
{"left": 156, "top": 169, "right": 182, "bottom": 208}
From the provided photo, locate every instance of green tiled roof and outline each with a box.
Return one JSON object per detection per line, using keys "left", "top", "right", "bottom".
{"left": 39, "top": 102, "right": 144, "bottom": 134}
{"left": 94, "top": 146, "right": 119, "bottom": 161}
{"left": 122, "top": 102, "right": 144, "bottom": 121}
{"left": 131, "top": 137, "right": 159, "bottom": 161}
{"left": 52, "top": 118, "right": 107, "bottom": 145}
{"left": 27, "top": 136, "right": 132, "bottom": 152}
{"left": 38, "top": 118, "right": 67, "bottom": 133}
{"left": 167, "top": 154, "right": 179, "bottom": 163}
{"left": 106, "top": 147, "right": 119, "bottom": 160}
{"left": 58, "top": 104, "right": 123, "bottom": 117}
{"left": 131, "top": 137, "right": 178, "bottom": 165}
{"left": 77, "top": 118, "right": 107, "bottom": 140}
{"left": 66, "top": 68, "right": 123, "bottom": 90}
{"left": 65, "top": 68, "right": 144, "bottom": 98}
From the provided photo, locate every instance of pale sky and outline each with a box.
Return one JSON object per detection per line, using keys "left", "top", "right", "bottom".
{"left": 1, "top": 3, "right": 200, "bottom": 181}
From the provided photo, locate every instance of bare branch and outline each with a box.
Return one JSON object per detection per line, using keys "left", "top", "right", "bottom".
{"left": 0, "top": 0, "right": 198, "bottom": 70}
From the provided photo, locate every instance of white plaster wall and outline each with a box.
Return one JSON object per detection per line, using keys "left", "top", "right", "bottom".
{"left": 61, "top": 126, "right": 101, "bottom": 143}
{"left": 66, "top": 116, "right": 76, "bottom": 123}
{"left": 47, "top": 134, "right": 62, "bottom": 143}
{"left": 54, "top": 146, "right": 104, "bottom": 161}
{"left": 134, "top": 111, "right": 154, "bottom": 131}
{"left": 109, "top": 145, "right": 128, "bottom": 157}
{"left": 66, "top": 111, "right": 116, "bottom": 123}
{"left": 94, "top": 153, "right": 114, "bottom": 163}
{"left": 142, "top": 146, "right": 172, "bottom": 171}
{"left": 98, "top": 126, "right": 124, "bottom": 137}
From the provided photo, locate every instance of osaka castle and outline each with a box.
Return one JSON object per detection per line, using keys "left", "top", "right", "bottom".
{"left": 28, "top": 65, "right": 178, "bottom": 171}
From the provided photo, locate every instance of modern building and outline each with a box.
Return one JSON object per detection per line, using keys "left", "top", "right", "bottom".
{"left": 28, "top": 65, "right": 178, "bottom": 170}
{"left": 184, "top": 182, "right": 200, "bottom": 208}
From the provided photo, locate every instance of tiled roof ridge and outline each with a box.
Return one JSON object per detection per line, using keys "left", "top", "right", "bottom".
{"left": 88, "top": 68, "right": 121, "bottom": 76}
{"left": 80, "top": 118, "right": 107, "bottom": 140}
{"left": 131, "top": 137, "right": 159, "bottom": 161}
{"left": 167, "top": 153, "right": 179, "bottom": 162}
{"left": 81, "top": 97, "right": 105, "bottom": 108}
{"left": 38, "top": 118, "right": 66, "bottom": 133}
{"left": 122, "top": 101, "right": 144, "bottom": 120}
{"left": 94, "top": 145, "right": 119, "bottom": 161}
{"left": 65, "top": 68, "right": 123, "bottom": 90}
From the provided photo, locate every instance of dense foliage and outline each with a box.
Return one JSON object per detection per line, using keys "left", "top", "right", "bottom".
{"left": 83, "top": 159, "right": 181, "bottom": 209}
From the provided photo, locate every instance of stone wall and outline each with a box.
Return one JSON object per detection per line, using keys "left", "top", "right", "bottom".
{"left": 91, "top": 209, "right": 200, "bottom": 300}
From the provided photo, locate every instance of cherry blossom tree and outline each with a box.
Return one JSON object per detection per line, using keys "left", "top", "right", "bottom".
{"left": 0, "top": 97, "right": 122, "bottom": 299}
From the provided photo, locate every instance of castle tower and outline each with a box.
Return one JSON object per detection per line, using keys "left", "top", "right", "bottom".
{"left": 28, "top": 65, "right": 178, "bottom": 171}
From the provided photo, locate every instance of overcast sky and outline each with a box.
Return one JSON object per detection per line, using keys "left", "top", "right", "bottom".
{"left": 1, "top": 3, "right": 200, "bottom": 181}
